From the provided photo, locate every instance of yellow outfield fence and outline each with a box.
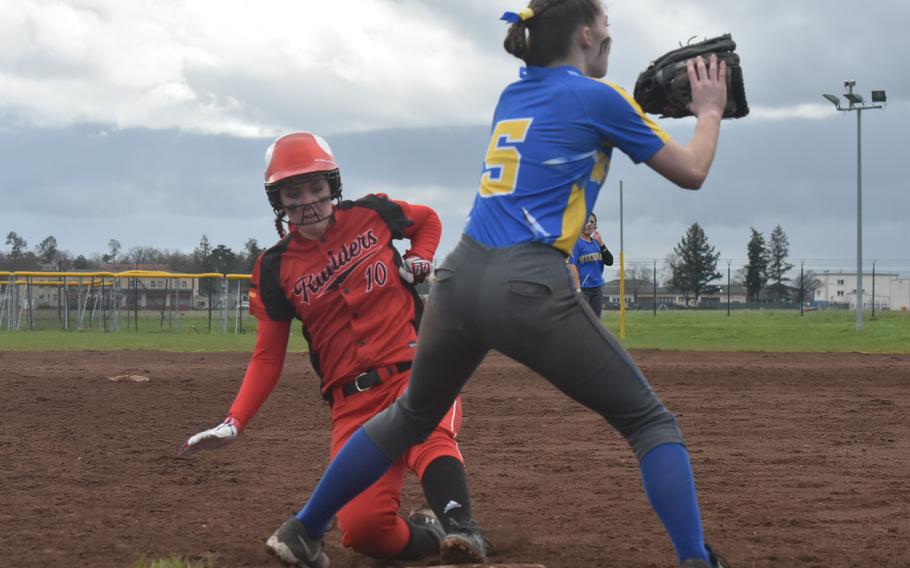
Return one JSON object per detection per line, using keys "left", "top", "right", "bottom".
{"left": 0, "top": 270, "right": 253, "bottom": 333}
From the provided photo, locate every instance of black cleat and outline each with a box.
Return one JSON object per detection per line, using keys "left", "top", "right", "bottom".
{"left": 439, "top": 519, "right": 487, "bottom": 564}
{"left": 265, "top": 517, "right": 329, "bottom": 568}
{"left": 681, "top": 543, "right": 731, "bottom": 568}
{"left": 408, "top": 507, "right": 445, "bottom": 544}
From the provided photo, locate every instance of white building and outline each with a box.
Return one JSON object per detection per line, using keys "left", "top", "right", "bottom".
{"left": 815, "top": 271, "right": 910, "bottom": 311}
{"left": 890, "top": 278, "right": 910, "bottom": 311}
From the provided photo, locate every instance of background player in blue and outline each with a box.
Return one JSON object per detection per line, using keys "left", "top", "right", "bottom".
{"left": 568, "top": 213, "right": 613, "bottom": 316}
{"left": 266, "top": 2, "right": 732, "bottom": 567}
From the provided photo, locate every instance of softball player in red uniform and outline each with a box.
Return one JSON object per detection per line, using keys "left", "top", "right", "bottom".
{"left": 265, "top": 2, "right": 731, "bottom": 567}
{"left": 180, "top": 132, "right": 480, "bottom": 563}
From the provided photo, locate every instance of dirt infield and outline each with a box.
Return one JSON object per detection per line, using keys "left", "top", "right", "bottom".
{"left": 2, "top": 350, "right": 909, "bottom": 568}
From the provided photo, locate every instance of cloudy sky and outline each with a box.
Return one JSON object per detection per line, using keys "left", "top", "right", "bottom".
{"left": 2, "top": 0, "right": 908, "bottom": 275}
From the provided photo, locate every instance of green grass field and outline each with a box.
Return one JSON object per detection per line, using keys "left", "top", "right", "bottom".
{"left": 602, "top": 309, "right": 910, "bottom": 353}
{"left": 132, "top": 555, "right": 214, "bottom": 568}
{"left": 1, "top": 309, "right": 908, "bottom": 353}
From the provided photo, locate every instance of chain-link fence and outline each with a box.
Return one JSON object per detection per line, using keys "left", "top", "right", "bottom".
{"left": 598, "top": 258, "right": 910, "bottom": 313}
{"left": 0, "top": 271, "right": 252, "bottom": 333}
{"left": 2, "top": 260, "right": 908, "bottom": 333}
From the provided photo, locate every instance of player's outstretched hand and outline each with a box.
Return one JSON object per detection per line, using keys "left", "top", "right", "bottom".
{"left": 179, "top": 417, "right": 239, "bottom": 456}
{"left": 398, "top": 255, "right": 433, "bottom": 284}
{"left": 687, "top": 53, "right": 727, "bottom": 118}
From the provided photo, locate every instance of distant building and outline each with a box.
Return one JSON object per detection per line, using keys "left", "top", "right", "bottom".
{"left": 697, "top": 284, "right": 749, "bottom": 307}
{"left": 814, "top": 271, "right": 909, "bottom": 311}
{"left": 4, "top": 264, "right": 209, "bottom": 311}
{"left": 601, "top": 278, "right": 749, "bottom": 309}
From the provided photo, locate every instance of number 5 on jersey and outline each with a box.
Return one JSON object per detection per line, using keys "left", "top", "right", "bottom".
{"left": 479, "top": 118, "right": 532, "bottom": 197}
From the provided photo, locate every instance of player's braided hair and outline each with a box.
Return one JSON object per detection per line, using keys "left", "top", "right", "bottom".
{"left": 503, "top": 0, "right": 602, "bottom": 67}
{"left": 274, "top": 216, "right": 286, "bottom": 238}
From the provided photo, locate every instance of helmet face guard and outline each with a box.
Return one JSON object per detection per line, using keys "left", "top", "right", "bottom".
{"left": 266, "top": 171, "right": 342, "bottom": 226}
{"left": 263, "top": 132, "right": 343, "bottom": 225}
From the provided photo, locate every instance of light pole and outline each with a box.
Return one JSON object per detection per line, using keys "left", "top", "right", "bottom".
{"left": 619, "top": 180, "right": 625, "bottom": 338}
{"left": 822, "top": 81, "right": 886, "bottom": 331}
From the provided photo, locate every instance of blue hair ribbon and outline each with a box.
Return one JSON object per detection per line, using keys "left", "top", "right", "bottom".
{"left": 500, "top": 8, "right": 535, "bottom": 24}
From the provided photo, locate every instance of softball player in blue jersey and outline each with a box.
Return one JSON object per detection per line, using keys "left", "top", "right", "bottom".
{"left": 265, "top": 2, "right": 732, "bottom": 567}
{"left": 568, "top": 213, "right": 613, "bottom": 316}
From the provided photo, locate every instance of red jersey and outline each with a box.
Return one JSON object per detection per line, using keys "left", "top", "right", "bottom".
{"left": 248, "top": 194, "right": 441, "bottom": 395}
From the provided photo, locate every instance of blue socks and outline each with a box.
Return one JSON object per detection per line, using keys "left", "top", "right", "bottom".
{"left": 640, "top": 443, "right": 708, "bottom": 564}
{"left": 295, "top": 430, "right": 709, "bottom": 565}
{"left": 296, "top": 428, "right": 393, "bottom": 538}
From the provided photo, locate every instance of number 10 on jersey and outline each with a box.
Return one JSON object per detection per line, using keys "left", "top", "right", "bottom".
{"left": 479, "top": 118, "right": 532, "bottom": 197}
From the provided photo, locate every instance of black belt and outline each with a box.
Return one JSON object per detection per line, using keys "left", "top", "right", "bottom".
{"left": 325, "top": 362, "right": 412, "bottom": 406}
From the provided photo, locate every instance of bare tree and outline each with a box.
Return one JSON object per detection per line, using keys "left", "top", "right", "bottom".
{"left": 102, "top": 239, "right": 122, "bottom": 263}
{"left": 125, "top": 246, "right": 166, "bottom": 264}
{"left": 792, "top": 269, "right": 822, "bottom": 304}
{"left": 623, "top": 261, "right": 653, "bottom": 305}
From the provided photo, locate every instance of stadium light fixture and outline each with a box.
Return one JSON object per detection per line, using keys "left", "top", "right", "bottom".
{"left": 821, "top": 80, "right": 886, "bottom": 332}
{"left": 822, "top": 94, "right": 842, "bottom": 108}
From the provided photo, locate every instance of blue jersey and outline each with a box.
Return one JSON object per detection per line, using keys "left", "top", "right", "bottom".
{"left": 569, "top": 237, "right": 606, "bottom": 289}
{"left": 464, "top": 65, "right": 669, "bottom": 255}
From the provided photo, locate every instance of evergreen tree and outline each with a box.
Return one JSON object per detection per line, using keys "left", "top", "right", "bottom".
{"left": 243, "top": 238, "right": 263, "bottom": 273}
{"left": 3, "top": 232, "right": 37, "bottom": 270}
{"left": 192, "top": 235, "right": 213, "bottom": 270}
{"left": 210, "top": 244, "right": 239, "bottom": 274}
{"left": 193, "top": 235, "right": 215, "bottom": 295}
{"left": 670, "top": 222, "right": 722, "bottom": 305}
{"left": 72, "top": 254, "right": 93, "bottom": 270}
{"left": 767, "top": 225, "right": 794, "bottom": 301}
{"left": 5, "top": 231, "right": 27, "bottom": 259}
{"left": 666, "top": 253, "right": 690, "bottom": 305}
{"left": 37, "top": 236, "right": 58, "bottom": 265}
{"left": 744, "top": 227, "right": 769, "bottom": 302}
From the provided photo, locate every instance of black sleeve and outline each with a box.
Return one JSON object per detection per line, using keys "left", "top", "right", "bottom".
{"left": 341, "top": 194, "right": 414, "bottom": 238}
{"left": 256, "top": 247, "right": 296, "bottom": 322}
{"left": 600, "top": 244, "right": 614, "bottom": 267}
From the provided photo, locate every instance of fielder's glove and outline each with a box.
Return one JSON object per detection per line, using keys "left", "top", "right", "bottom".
{"left": 179, "top": 416, "right": 239, "bottom": 456}
{"left": 634, "top": 33, "right": 748, "bottom": 119}
{"left": 398, "top": 255, "right": 432, "bottom": 284}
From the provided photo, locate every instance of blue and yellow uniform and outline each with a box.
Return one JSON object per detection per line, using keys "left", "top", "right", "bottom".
{"left": 569, "top": 237, "right": 607, "bottom": 289}
{"left": 465, "top": 65, "right": 669, "bottom": 254}
{"left": 292, "top": 62, "right": 710, "bottom": 568}
{"left": 362, "top": 63, "right": 686, "bottom": 474}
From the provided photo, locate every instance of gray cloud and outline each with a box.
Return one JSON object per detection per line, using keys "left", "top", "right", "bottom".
{"left": 3, "top": 0, "right": 906, "bottom": 138}
{"left": 2, "top": 115, "right": 907, "bottom": 268}
{"left": 1, "top": 1, "right": 908, "bottom": 273}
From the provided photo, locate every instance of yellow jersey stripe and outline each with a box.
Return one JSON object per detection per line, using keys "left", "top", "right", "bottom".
{"left": 554, "top": 181, "right": 587, "bottom": 255}
{"left": 603, "top": 81, "right": 670, "bottom": 143}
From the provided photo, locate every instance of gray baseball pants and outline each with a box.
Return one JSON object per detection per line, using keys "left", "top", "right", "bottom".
{"left": 364, "top": 235, "right": 683, "bottom": 462}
